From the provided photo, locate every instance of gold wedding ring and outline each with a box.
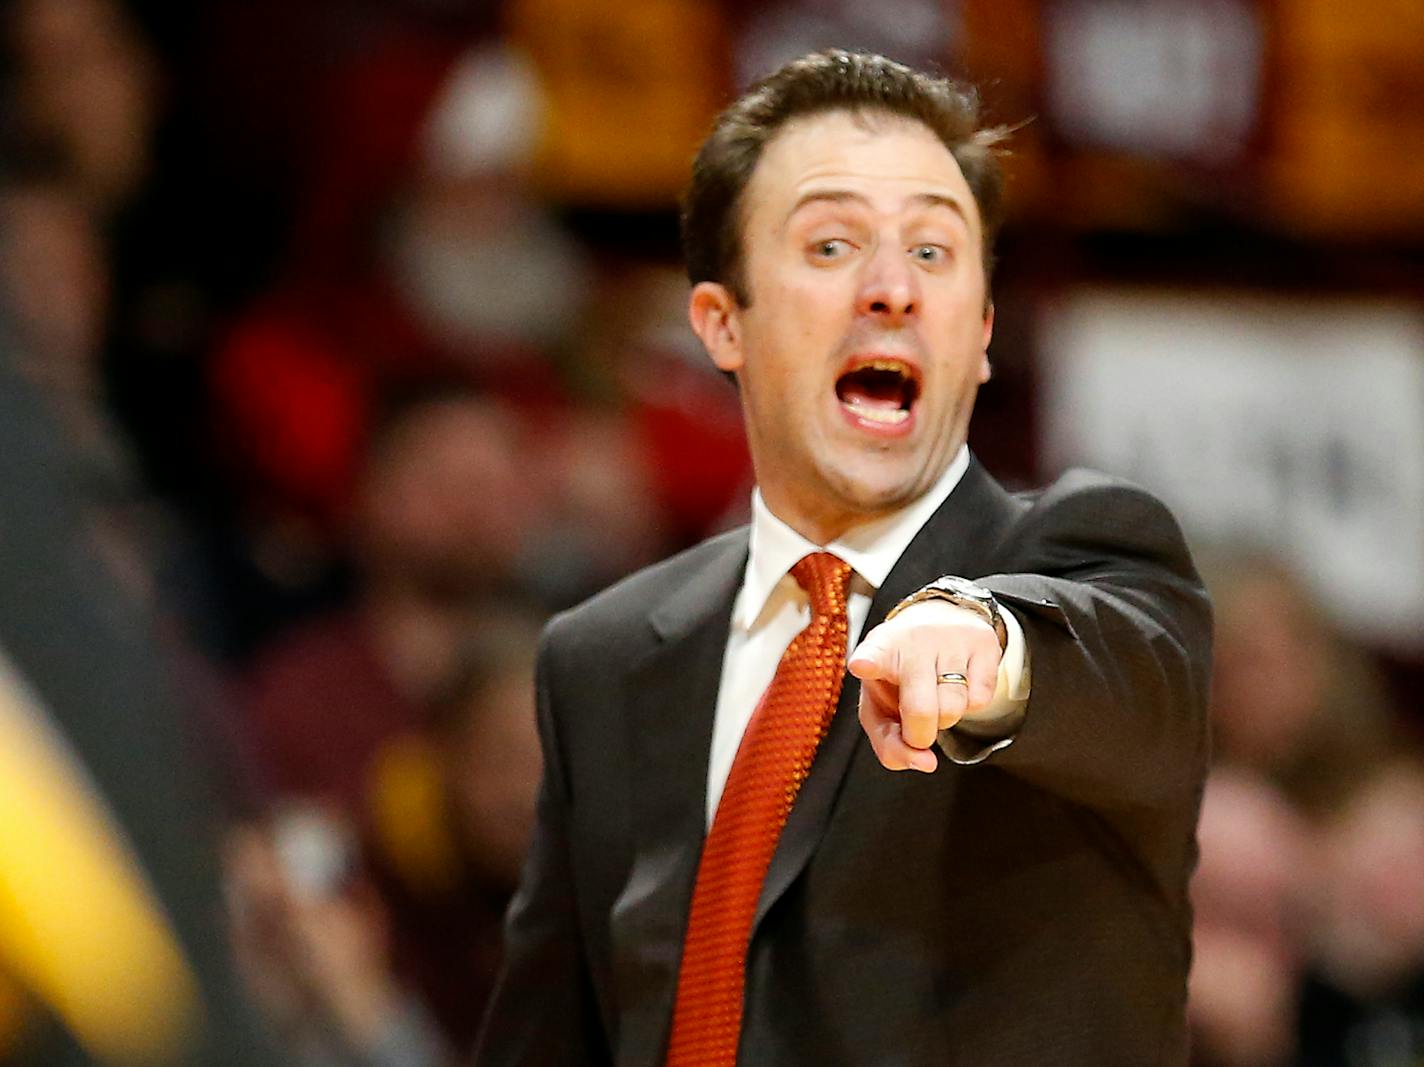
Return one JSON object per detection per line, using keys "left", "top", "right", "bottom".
{"left": 937, "top": 672, "right": 969, "bottom": 687}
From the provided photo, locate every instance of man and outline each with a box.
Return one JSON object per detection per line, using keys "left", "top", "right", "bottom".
{"left": 477, "top": 50, "right": 1210, "bottom": 1066}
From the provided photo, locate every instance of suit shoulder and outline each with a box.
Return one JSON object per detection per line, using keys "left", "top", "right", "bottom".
{"left": 543, "top": 526, "right": 748, "bottom": 655}
{"left": 1014, "top": 468, "right": 1179, "bottom": 525}
{"left": 1004, "top": 467, "right": 1193, "bottom": 566}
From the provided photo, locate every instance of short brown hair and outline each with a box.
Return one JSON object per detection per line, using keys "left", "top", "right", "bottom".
{"left": 682, "top": 49, "right": 1008, "bottom": 306}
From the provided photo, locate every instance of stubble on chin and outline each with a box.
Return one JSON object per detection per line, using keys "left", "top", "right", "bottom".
{"left": 816, "top": 460, "right": 927, "bottom": 528}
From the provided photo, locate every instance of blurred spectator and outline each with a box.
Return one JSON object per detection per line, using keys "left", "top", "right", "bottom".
{"left": 517, "top": 403, "right": 681, "bottom": 606}
{"left": 1204, "top": 550, "right": 1399, "bottom": 821}
{"left": 364, "top": 607, "right": 545, "bottom": 1054}
{"left": 233, "top": 372, "right": 675, "bottom": 1067}
{"left": 1190, "top": 769, "right": 1312, "bottom": 1066}
{"left": 4, "top": 0, "right": 158, "bottom": 216}
{"left": 1297, "top": 760, "right": 1424, "bottom": 1066}
{"left": 210, "top": 37, "right": 582, "bottom": 542}
{"left": 227, "top": 605, "right": 546, "bottom": 1062}
{"left": 1194, "top": 549, "right": 1424, "bottom": 1066}
{"left": 388, "top": 44, "right": 585, "bottom": 359}
{"left": 241, "top": 389, "right": 540, "bottom": 816}
{"left": 224, "top": 812, "right": 450, "bottom": 1067}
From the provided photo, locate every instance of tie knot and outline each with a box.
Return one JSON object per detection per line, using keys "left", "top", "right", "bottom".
{"left": 790, "top": 552, "right": 853, "bottom": 619}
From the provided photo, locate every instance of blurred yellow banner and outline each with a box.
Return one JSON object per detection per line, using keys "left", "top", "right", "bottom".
{"left": 0, "top": 652, "right": 202, "bottom": 1065}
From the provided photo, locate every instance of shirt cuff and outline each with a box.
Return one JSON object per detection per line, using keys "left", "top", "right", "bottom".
{"left": 938, "top": 605, "right": 1031, "bottom": 765}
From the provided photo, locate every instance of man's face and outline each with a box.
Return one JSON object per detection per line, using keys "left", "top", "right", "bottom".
{"left": 690, "top": 109, "right": 993, "bottom": 543}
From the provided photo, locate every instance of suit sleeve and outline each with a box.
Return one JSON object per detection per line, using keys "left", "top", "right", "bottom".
{"left": 974, "top": 476, "right": 1212, "bottom": 815}
{"left": 475, "top": 625, "right": 610, "bottom": 1066}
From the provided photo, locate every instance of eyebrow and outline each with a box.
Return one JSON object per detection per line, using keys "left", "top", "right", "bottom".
{"left": 784, "top": 190, "right": 970, "bottom": 227}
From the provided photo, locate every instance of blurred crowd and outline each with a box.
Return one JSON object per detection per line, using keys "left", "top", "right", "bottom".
{"left": 0, "top": 1, "right": 1420, "bottom": 1065}
{"left": 1190, "top": 554, "right": 1424, "bottom": 1067}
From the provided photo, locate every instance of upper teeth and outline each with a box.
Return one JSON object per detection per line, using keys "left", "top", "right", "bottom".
{"left": 863, "top": 359, "right": 910, "bottom": 376}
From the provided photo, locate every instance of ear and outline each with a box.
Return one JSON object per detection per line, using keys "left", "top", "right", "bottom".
{"left": 978, "top": 302, "right": 995, "bottom": 383}
{"left": 689, "top": 282, "right": 743, "bottom": 373}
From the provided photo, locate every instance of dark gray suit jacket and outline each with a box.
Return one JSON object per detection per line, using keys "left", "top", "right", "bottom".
{"left": 477, "top": 460, "right": 1211, "bottom": 1066}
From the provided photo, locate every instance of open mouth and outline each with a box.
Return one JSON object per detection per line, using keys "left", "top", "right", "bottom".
{"left": 835, "top": 358, "right": 920, "bottom": 427}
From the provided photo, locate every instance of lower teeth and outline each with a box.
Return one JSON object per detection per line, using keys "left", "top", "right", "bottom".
{"left": 845, "top": 402, "right": 908, "bottom": 425}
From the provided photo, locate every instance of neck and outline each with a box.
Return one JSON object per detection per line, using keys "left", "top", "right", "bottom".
{"left": 756, "top": 487, "right": 872, "bottom": 547}
{"left": 754, "top": 448, "right": 971, "bottom": 549}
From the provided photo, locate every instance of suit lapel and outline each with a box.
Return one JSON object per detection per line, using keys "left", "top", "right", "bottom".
{"left": 609, "top": 530, "right": 747, "bottom": 1067}
{"left": 753, "top": 460, "right": 1023, "bottom": 931}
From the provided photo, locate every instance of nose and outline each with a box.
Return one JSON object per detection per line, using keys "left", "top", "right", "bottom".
{"left": 855, "top": 242, "right": 919, "bottom": 325}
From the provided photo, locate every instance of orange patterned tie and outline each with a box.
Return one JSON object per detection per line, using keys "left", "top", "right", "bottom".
{"left": 666, "top": 551, "right": 853, "bottom": 1066}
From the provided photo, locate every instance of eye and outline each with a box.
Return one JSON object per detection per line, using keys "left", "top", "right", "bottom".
{"left": 909, "top": 243, "right": 948, "bottom": 265}
{"left": 808, "top": 237, "right": 853, "bottom": 261}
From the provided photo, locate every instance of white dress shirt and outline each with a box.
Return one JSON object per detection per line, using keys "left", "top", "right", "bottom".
{"left": 705, "top": 446, "right": 1031, "bottom": 824}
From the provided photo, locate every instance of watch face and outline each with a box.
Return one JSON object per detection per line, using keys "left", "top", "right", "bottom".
{"left": 940, "top": 576, "right": 993, "bottom": 602}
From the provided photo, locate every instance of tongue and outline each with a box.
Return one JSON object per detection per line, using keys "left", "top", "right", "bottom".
{"left": 839, "top": 377, "right": 904, "bottom": 410}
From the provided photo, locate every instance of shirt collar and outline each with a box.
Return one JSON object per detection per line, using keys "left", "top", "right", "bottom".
{"left": 736, "top": 445, "right": 971, "bottom": 629}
